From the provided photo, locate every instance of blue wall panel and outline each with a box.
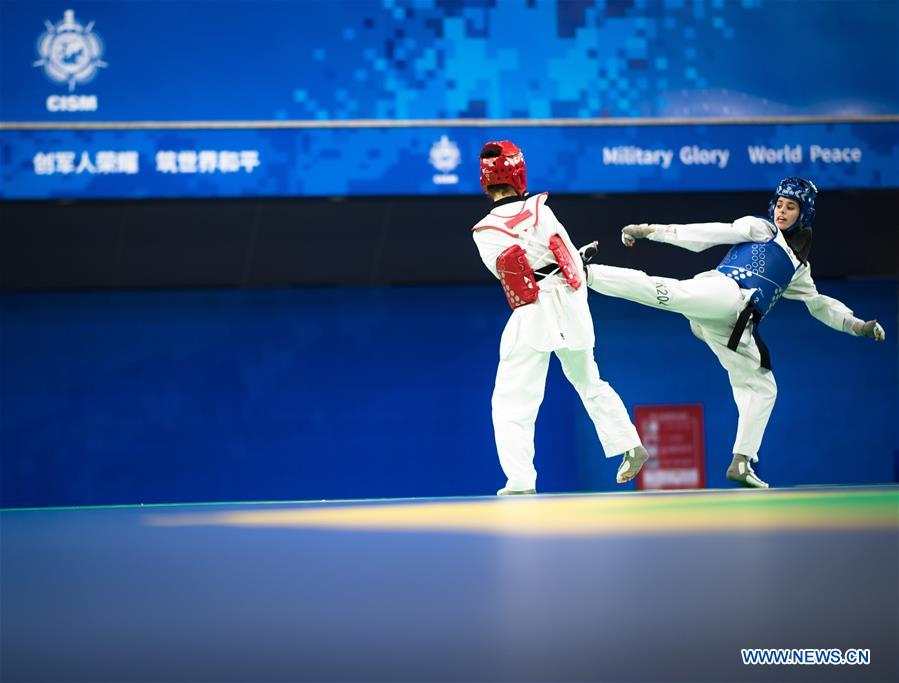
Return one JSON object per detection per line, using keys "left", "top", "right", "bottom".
{"left": 2, "top": 281, "right": 896, "bottom": 507}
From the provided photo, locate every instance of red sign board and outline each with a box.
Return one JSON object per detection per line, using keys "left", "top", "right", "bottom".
{"left": 634, "top": 404, "right": 706, "bottom": 490}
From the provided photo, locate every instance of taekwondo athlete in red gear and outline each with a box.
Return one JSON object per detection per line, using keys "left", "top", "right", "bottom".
{"left": 471, "top": 141, "right": 649, "bottom": 495}
{"left": 581, "top": 177, "right": 886, "bottom": 489}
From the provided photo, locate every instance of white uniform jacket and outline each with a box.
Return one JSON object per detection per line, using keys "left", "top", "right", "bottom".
{"left": 472, "top": 193, "right": 595, "bottom": 352}
{"left": 647, "top": 216, "right": 864, "bottom": 334}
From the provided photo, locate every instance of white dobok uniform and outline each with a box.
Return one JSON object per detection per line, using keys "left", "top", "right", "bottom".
{"left": 472, "top": 192, "right": 641, "bottom": 491}
{"left": 586, "top": 216, "right": 866, "bottom": 461}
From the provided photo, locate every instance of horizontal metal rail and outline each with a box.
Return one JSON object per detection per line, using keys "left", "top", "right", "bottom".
{"left": 2, "top": 115, "right": 898, "bottom": 131}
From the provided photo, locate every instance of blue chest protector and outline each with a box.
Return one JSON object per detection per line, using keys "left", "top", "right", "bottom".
{"left": 716, "top": 232, "right": 798, "bottom": 317}
{"left": 715, "top": 227, "right": 799, "bottom": 371}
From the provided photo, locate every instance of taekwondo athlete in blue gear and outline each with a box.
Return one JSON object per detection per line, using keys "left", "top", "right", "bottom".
{"left": 580, "top": 177, "right": 886, "bottom": 489}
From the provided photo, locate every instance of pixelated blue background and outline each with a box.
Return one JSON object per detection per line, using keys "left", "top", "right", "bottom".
{"left": 2, "top": 0, "right": 897, "bottom": 121}
{"left": 2, "top": 0, "right": 898, "bottom": 199}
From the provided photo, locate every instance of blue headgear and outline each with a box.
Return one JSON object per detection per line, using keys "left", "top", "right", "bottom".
{"left": 768, "top": 177, "right": 817, "bottom": 231}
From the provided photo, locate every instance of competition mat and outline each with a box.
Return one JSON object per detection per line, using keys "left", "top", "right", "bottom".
{"left": 3, "top": 485, "right": 897, "bottom": 682}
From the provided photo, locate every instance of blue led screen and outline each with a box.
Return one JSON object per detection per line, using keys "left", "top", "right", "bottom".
{"left": 2, "top": 122, "right": 896, "bottom": 199}
{"left": 1, "top": 0, "right": 897, "bottom": 199}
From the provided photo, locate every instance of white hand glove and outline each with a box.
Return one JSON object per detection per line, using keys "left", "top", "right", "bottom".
{"left": 852, "top": 320, "right": 886, "bottom": 341}
{"left": 621, "top": 224, "right": 656, "bottom": 247}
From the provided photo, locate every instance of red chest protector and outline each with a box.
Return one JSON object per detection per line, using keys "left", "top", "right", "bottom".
{"left": 548, "top": 234, "right": 582, "bottom": 291}
{"left": 475, "top": 193, "right": 580, "bottom": 309}
{"left": 496, "top": 245, "right": 539, "bottom": 309}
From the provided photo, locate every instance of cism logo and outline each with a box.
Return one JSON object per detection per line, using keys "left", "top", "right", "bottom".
{"left": 34, "top": 9, "right": 105, "bottom": 113}
{"left": 46, "top": 94, "right": 98, "bottom": 112}
{"left": 34, "top": 9, "right": 107, "bottom": 91}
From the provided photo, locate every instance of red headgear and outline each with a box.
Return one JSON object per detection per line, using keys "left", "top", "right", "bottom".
{"left": 479, "top": 140, "right": 527, "bottom": 196}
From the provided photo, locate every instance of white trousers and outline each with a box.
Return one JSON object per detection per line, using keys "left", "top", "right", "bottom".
{"left": 492, "top": 343, "right": 641, "bottom": 492}
{"left": 587, "top": 265, "right": 777, "bottom": 461}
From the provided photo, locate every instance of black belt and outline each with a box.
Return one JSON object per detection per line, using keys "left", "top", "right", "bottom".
{"left": 727, "top": 303, "right": 771, "bottom": 371}
{"left": 534, "top": 263, "right": 559, "bottom": 281}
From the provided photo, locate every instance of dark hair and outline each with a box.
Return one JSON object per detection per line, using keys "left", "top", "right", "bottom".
{"left": 480, "top": 145, "right": 502, "bottom": 159}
